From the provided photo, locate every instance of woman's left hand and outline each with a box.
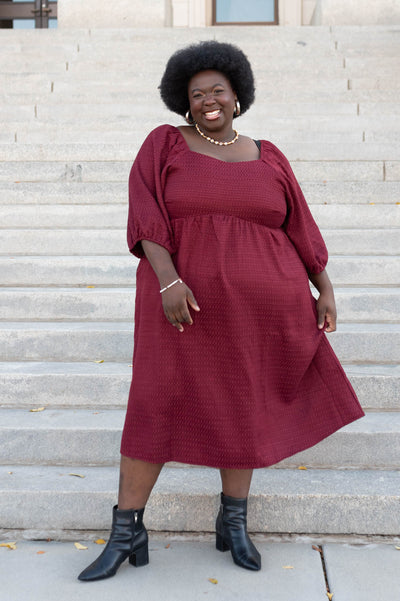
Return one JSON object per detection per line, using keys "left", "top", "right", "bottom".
{"left": 316, "top": 290, "right": 337, "bottom": 332}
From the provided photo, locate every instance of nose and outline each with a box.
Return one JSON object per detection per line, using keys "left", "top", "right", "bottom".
{"left": 203, "top": 92, "right": 217, "bottom": 105}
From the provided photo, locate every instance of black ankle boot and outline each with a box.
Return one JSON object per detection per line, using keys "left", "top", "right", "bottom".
{"left": 78, "top": 505, "right": 149, "bottom": 581}
{"left": 216, "top": 492, "right": 261, "bottom": 571}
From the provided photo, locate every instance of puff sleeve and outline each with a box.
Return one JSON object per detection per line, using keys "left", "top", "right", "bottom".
{"left": 127, "top": 126, "right": 176, "bottom": 258}
{"left": 265, "top": 142, "right": 328, "bottom": 274}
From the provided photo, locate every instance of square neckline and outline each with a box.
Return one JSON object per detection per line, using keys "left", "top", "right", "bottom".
{"left": 173, "top": 125, "right": 262, "bottom": 164}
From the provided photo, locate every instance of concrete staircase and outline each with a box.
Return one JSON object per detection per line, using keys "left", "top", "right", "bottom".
{"left": 0, "top": 26, "right": 399, "bottom": 539}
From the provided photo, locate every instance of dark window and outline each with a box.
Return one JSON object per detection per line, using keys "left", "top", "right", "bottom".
{"left": 0, "top": 0, "right": 57, "bottom": 29}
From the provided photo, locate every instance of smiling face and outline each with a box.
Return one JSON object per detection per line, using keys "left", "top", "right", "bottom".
{"left": 187, "top": 70, "right": 237, "bottom": 135}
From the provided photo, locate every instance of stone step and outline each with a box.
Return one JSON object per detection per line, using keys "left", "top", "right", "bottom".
{"left": 0, "top": 464, "right": 398, "bottom": 535}
{"left": 2, "top": 142, "right": 400, "bottom": 162}
{"left": 0, "top": 160, "right": 390, "bottom": 183}
{"left": 8, "top": 128, "right": 392, "bottom": 146}
{"left": 0, "top": 203, "right": 398, "bottom": 229}
{"left": 1, "top": 255, "right": 398, "bottom": 287}
{"left": 0, "top": 287, "right": 398, "bottom": 323}
{"left": 0, "top": 322, "right": 398, "bottom": 363}
{"left": 3, "top": 114, "right": 399, "bottom": 134}
{"left": 7, "top": 126, "right": 400, "bottom": 147}
{"left": 4, "top": 89, "right": 400, "bottom": 105}
{"left": 0, "top": 409, "right": 398, "bottom": 470}
{"left": 7, "top": 104, "right": 384, "bottom": 123}
{"left": 1, "top": 180, "right": 398, "bottom": 206}
{"left": 25, "top": 106, "right": 400, "bottom": 127}
{"left": 1, "top": 228, "right": 398, "bottom": 256}
{"left": 0, "top": 362, "right": 397, "bottom": 412}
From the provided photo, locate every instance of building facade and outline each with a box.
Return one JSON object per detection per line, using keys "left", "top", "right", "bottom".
{"left": 1, "top": 0, "right": 400, "bottom": 29}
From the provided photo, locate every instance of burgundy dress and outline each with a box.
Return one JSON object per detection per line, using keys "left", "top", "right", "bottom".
{"left": 120, "top": 124, "right": 364, "bottom": 469}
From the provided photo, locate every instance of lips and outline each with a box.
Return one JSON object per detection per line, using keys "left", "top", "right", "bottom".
{"left": 203, "top": 109, "right": 221, "bottom": 120}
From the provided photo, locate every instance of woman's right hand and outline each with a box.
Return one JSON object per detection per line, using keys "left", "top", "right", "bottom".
{"left": 161, "top": 282, "right": 200, "bottom": 332}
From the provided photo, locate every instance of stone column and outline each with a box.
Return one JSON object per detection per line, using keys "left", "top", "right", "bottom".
{"left": 311, "top": 0, "right": 400, "bottom": 25}
{"left": 278, "top": 0, "right": 302, "bottom": 26}
{"left": 58, "top": 0, "right": 166, "bottom": 28}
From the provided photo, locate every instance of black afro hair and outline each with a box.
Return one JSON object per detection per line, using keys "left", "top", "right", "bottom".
{"left": 159, "top": 40, "right": 255, "bottom": 119}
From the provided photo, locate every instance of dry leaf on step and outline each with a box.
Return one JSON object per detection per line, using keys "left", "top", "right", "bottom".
{"left": 37, "top": 551, "right": 45, "bottom": 555}
{"left": 0, "top": 542, "right": 17, "bottom": 550}
{"left": 327, "top": 593, "right": 333, "bottom": 600}
{"left": 92, "top": 360, "right": 104, "bottom": 364}
{"left": 282, "top": 565, "right": 294, "bottom": 569}
{"left": 395, "top": 546, "right": 400, "bottom": 550}
{"left": 30, "top": 407, "right": 45, "bottom": 412}
{"left": 208, "top": 578, "right": 218, "bottom": 584}
{"left": 298, "top": 466, "right": 307, "bottom": 470}
{"left": 68, "top": 473, "right": 85, "bottom": 478}
{"left": 74, "top": 543, "right": 88, "bottom": 550}
{"left": 95, "top": 539, "right": 106, "bottom": 545}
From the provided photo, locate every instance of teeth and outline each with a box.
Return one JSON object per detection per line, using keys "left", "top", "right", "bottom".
{"left": 205, "top": 110, "right": 220, "bottom": 116}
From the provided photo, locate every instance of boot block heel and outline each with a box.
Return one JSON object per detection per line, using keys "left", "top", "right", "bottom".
{"left": 129, "top": 544, "right": 149, "bottom": 567}
{"left": 216, "top": 532, "right": 230, "bottom": 552}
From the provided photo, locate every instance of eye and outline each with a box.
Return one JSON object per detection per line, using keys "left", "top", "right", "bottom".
{"left": 192, "top": 92, "right": 203, "bottom": 99}
{"left": 214, "top": 88, "right": 224, "bottom": 94}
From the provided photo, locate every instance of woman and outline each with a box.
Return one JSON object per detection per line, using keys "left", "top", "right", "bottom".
{"left": 78, "top": 41, "right": 364, "bottom": 581}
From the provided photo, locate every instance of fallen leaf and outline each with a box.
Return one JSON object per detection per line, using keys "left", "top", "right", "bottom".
{"left": 30, "top": 407, "right": 45, "bottom": 412}
{"left": 0, "top": 542, "right": 17, "bottom": 550}
{"left": 74, "top": 542, "right": 88, "bottom": 550}
{"left": 165, "top": 543, "right": 170, "bottom": 549}
{"left": 369, "top": 202, "right": 375, "bottom": 205}
{"left": 208, "top": 578, "right": 218, "bottom": 584}
{"left": 282, "top": 565, "right": 294, "bottom": 569}
{"left": 8, "top": 472, "right": 13, "bottom": 475}
{"left": 37, "top": 551, "right": 46, "bottom": 555}
{"left": 312, "top": 545, "right": 322, "bottom": 553}
{"left": 395, "top": 546, "right": 400, "bottom": 550}
{"left": 95, "top": 539, "right": 106, "bottom": 545}
{"left": 86, "top": 285, "right": 95, "bottom": 288}
{"left": 396, "top": 202, "right": 400, "bottom": 205}
{"left": 69, "top": 473, "right": 85, "bottom": 478}
{"left": 93, "top": 412, "right": 99, "bottom": 415}
{"left": 92, "top": 360, "right": 104, "bottom": 364}
{"left": 298, "top": 466, "right": 307, "bottom": 470}
{"left": 327, "top": 593, "right": 333, "bottom": 600}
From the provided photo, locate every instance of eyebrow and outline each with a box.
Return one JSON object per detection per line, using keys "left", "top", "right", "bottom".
{"left": 190, "top": 82, "right": 225, "bottom": 93}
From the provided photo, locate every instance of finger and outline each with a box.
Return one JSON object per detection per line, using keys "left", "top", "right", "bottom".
{"left": 165, "top": 311, "right": 184, "bottom": 332}
{"left": 179, "top": 308, "right": 193, "bottom": 325}
{"left": 324, "top": 311, "right": 337, "bottom": 333}
{"left": 172, "top": 319, "right": 184, "bottom": 332}
{"left": 317, "top": 306, "right": 326, "bottom": 330}
{"left": 187, "top": 292, "right": 200, "bottom": 312}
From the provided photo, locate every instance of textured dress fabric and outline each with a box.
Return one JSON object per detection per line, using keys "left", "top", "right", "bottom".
{"left": 120, "top": 124, "right": 365, "bottom": 469}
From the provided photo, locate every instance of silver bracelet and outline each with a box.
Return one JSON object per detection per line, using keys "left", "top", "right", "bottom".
{"left": 160, "top": 278, "right": 183, "bottom": 294}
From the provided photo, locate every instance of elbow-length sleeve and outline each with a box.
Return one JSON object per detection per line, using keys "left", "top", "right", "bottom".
{"left": 266, "top": 142, "right": 328, "bottom": 274}
{"left": 127, "top": 126, "right": 176, "bottom": 258}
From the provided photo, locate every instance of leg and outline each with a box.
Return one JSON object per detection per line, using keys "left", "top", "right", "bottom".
{"left": 219, "top": 468, "right": 253, "bottom": 498}
{"left": 216, "top": 468, "right": 261, "bottom": 571}
{"left": 78, "top": 456, "right": 164, "bottom": 582}
{"left": 118, "top": 456, "right": 164, "bottom": 509}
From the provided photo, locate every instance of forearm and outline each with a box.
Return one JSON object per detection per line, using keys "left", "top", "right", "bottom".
{"left": 308, "top": 269, "right": 334, "bottom": 294}
{"left": 141, "top": 240, "right": 179, "bottom": 289}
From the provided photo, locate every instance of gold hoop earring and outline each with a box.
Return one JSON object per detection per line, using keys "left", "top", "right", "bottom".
{"left": 234, "top": 99, "right": 241, "bottom": 117}
{"left": 185, "top": 110, "right": 194, "bottom": 124}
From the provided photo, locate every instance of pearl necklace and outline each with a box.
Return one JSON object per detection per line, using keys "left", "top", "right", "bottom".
{"left": 195, "top": 122, "right": 239, "bottom": 146}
